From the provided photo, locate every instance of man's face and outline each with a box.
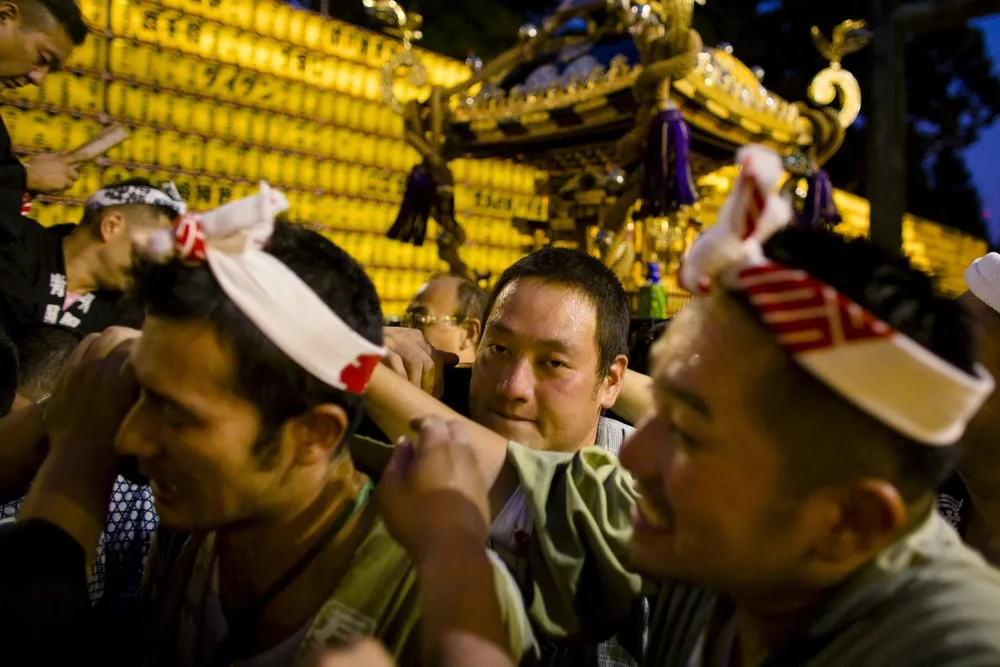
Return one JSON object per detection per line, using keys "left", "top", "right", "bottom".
{"left": 619, "top": 294, "right": 820, "bottom": 595}
{"left": 469, "top": 278, "right": 622, "bottom": 453}
{"left": 405, "top": 277, "right": 474, "bottom": 360}
{"left": 0, "top": 7, "right": 73, "bottom": 86}
{"left": 101, "top": 208, "right": 174, "bottom": 291}
{"left": 116, "top": 316, "right": 305, "bottom": 532}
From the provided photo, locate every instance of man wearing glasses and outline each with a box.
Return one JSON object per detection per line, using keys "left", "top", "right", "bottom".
{"left": 402, "top": 275, "right": 486, "bottom": 364}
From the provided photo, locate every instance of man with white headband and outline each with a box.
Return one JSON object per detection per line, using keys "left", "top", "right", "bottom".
{"left": 8, "top": 183, "right": 531, "bottom": 666}
{"left": 360, "top": 146, "right": 1000, "bottom": 665}
{"left": 0, "top": 177, "right": 186, "bottom": 338}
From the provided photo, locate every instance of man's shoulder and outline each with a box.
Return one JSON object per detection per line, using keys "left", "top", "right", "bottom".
{"left": 595, "top": 416, "right": 635, "bottom": 458}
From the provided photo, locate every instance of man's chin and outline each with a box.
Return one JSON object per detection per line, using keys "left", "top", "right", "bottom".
{"left": 627, "top": 531, "right": 679, "bottom": 579}
{"left": 481, "top": 413, "right": 539, "bottom": 446}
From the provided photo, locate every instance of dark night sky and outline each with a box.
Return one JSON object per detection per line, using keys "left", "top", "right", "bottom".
{"left": 966, "top": 15, "right": 1000, "bottom": 242}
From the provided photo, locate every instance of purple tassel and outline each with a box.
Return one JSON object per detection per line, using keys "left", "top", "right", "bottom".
{"left": 638, "top": 108, "right": 698, "bottom": 220}
{"left": 388, "top": 164, "right": 436, "bottom": 246}
{"left": 797, "top": 170, "right": 842, "bottom": 230}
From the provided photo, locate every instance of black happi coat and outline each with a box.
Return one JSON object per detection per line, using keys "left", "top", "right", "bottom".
{"left": 0, "top": 216, "right": 142, "bottom": 338}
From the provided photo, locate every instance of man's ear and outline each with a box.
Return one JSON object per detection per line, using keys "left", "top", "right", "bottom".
{"left": 99, "top": 211, "right": 127, "bottom": 243}
{"left": 289, "top": 404, "right": 350, "bottom": 466}
{"left": 462, "top": 317, "right": 482, "bottom": 351}
{"left": 810, "top": 479, "right": 907, "bottom": 565}
{"left": 599, "top": 354, "right": 629, "bottom": 410}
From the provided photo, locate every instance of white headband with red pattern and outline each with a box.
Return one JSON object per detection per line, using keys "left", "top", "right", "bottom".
{"left": 681, "top": 146, "right": 994, "bottom": 446}
{"left": 142, "top": 182, "right": 386, "bottom": 395}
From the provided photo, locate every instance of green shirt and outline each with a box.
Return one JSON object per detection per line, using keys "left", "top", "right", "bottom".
{"left": 142, "top": 506, "right": 534, "bottom": 667}
{"left": 507, "top": 442, "right": 1000, "bottom": 666}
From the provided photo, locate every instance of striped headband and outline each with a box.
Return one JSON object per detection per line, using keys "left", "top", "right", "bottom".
{"left": 680, "top": 146, "right": 994, "bottom": 446}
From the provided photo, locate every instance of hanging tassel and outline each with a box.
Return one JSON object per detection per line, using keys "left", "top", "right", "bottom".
{"left": 797, "top": 169, "right": 841, "bottom": 230}
{"left": 638, "top": 107, "right": 698, "bottom": 220}
{"left": 388, "top": 164, "right": 436, "bottom": 245}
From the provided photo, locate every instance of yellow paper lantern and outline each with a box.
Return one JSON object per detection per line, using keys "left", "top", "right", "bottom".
{"left": 345, "top": 166, "right": 363, "bottom": 196}
{"left": 128, "top": 127, "right": 159, "bottom": 165}
{"left": 356, "top": 136, "right": 376, "bottom": 166}
{"left": 210, "top": 64, "right": 241, "bottom": 103}
{"left": 78, "top": 0, "right": 108, "bottom": 29}
{"left": 248, "top": 110, "right": 268, "bottom": 146}
{"left": 40, "top": 71, "right": 69, "bottom": 107}
{"left": 316, "top": 161, "right": 335, "bottom": 191}
{"left": 178, "top": 136, "right": 205, "bottom": 172}
{"left": 189, "top": 100, "right": 212, "bottom": 134}
{"left": 260, "top": 151, "right": 282, "bottom": 183}
{"left": 201, "top": 0, "right": 224, "bottom": 22}
{"left": 267, "top": 115, "right": 292, "bottom": 149}
{"left": 242, "top": 147, "right": 262, "bottom": 181}
{"left": 215, "top": 25, "right": 242, "bottom": 65}
{"left": 280, "top": 155, "right": 300, "bottom": 186}
{"left": 157, "top": 130, "right": 184, "bottom": 169}
{"left": 315, "top": 125, "right": 335, "bottom": 158}
{"left": 67, "top": 74, "right": 103, "bottom": 115}
{"left": 229, "top": 0, "right": 255, "bottom": 30}
{"left": 165, "top": 94, "right": 191, "bottom": 131}
{"left": 234, "top": 33, "right": 256, "bottom": 70}
{"left": 287, "top": 10, "right": 306, "bottom": 46}
{"left": 108, "top": 2, "right": 132, "bottom": 37}
{"left": 133, "top": 6, "right": 161, "bottom": 44}
{"left": 332, "top": 163, "right": 348, "bottom": 193}
{"left": 271, "top": 3, "right": 292, "bottom": 42}
{"left": 298, "top": 157, "right": 317, "bottom": 187}
{"left": 210, "top": 105, "right": 233, "bottom": 138}
{"left": 203, "top": 138, "right": 228, "bottom": 174}
{"left": 270, "top": 44, "right": 293, "bottom": 80}
{"left": 303, "top": 14, "right": 324, "bottom": 51}
{"left": 359, "top": 102, "right": 379, "bottom": 134}
{"left": 230, "top": 108, "right": 253, "bottom": 142}
{"left": 283, "top": 83, "right": 304, "bottom": 116}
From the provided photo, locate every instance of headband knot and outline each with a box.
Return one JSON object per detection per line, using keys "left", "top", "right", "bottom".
{"left": 139, "top": 182, "right": 386, "bottom": 395}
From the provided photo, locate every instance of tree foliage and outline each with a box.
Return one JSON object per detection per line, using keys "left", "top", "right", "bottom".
{"left": 315, "top": 0, "right": 1000, "bottom": 238}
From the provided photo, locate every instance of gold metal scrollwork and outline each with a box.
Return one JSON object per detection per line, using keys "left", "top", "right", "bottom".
{"left": 808, "top": 19, "right": 870, "bottom": 129}
{"left": 364, "top": 0, "right": 428, "bottom": 114}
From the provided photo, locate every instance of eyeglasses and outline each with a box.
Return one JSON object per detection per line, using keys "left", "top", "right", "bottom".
{"left": 400, "top": 312, "right": 464, "bottom": 328}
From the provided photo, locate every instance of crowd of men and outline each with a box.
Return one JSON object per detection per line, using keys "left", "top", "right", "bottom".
{"left": 0, "top": 2, "right": 999, "bottom": 667}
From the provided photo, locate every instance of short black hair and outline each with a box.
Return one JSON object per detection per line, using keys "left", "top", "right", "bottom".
{"left": 13, "top": 325, "right": 82, "bottom": 400}
{"left": 20, "top": 0, "right": 88, "bottom": 45}
{"left": 131, "top": 221, "right": 384, "bottom": 460}
{"left": 483, "top": 247, "right": 630, "bottom": 376}
{"left": 628, "top": 320, "right": 670, "bottom": 376}
{"left": 741, "top": 226, "right": 977, "bottom": 502}
{"left": 83, "top": 177, "right": 179, "bottom": 226}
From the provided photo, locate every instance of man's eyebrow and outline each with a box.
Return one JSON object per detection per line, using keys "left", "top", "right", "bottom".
{"left": 485, "top": 322, "right": 574, "bottom": 353}
{"left": 655, "top": 377, "right": 712, "bottom": 418}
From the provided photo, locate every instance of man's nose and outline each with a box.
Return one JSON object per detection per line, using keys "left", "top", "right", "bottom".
{"left": 497, "top": 357, "right": 534, "bottom": 401}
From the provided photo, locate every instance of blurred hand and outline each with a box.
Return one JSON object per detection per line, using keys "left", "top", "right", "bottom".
{"left": 381, "top": 327, "right": 459, "bottom": 398}
{"left": 375, "top": 416, "right": 490, "bottom": 563}
{"left": 44, "top": 327, "right": 141, "bottom": 454}
{"left": 24, "top": 153, "right": 80, "bottom": 193}
{"left": 313, "top": 639, "right": 397, "bottom": 667}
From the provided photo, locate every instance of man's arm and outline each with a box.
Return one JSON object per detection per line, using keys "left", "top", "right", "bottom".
{"left": 0, "top": 402, "right": 48, "bottom": 503}
{"left": 365, "top": 364, "right": 518, "bottom": 515}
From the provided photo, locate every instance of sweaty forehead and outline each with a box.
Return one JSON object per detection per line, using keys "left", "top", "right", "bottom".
{"left": 651, "top": 294, "right": 781, "bottom": 411}
{"left": 132, "top": 316, "right": 242, "bottom": 408}
{"left": 487, "top": 278, "right": 598, "bottom": 352}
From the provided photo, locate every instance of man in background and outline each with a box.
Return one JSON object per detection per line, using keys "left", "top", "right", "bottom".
{"left": 0, "top": 0, "right": 89, "bottom": 215}
{"left": 0, "top": 178, "right": 186, "bottom": 338}
{"left": 403, "top": 274, "right": 487, "bottom": 364}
